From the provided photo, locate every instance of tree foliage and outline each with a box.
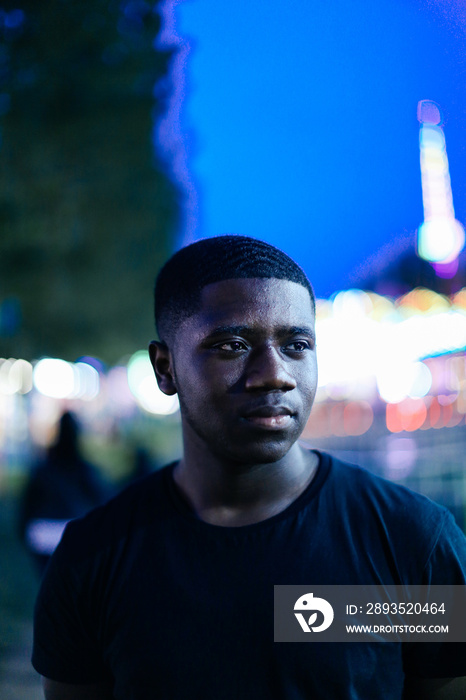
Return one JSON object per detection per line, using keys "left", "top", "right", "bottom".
{"left": 0, "top": 0, "right": 180, "bottom": 363}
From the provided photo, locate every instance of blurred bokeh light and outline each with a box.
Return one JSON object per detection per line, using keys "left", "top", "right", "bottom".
{"left": 1, "top": 285, "right": 465, "bottom": 480}
{"left": 127, "top": 350, "right": 179, "bottom": 415}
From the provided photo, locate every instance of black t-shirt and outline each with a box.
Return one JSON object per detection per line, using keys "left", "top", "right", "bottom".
{"left": 32, "top": 451, "right": 466, "bottom": 699}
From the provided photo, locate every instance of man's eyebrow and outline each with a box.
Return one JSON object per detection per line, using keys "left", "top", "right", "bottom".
{"left": 286, "top": 326, "right": 315, "bottom": 338}
{"left": 204, "top": 325, "right": 315, "bottom": 340}
{"left": 205, "top": 325, "right": 252, "bottom": 338}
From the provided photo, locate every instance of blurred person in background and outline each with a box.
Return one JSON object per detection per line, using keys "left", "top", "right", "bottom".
{"left": 19, "top": 410, "right": 109, "bottom": 574}
{"left": 32, "top": 236, "right": 466, "bottom": 699}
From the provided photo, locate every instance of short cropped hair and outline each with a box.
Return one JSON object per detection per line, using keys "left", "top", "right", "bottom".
{"left": 154, "top": 235, "right": 315, "bottom": 342}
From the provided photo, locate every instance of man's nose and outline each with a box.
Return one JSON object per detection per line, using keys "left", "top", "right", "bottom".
{"left": 244, "top": 345, "right": 296, "bottom": 391}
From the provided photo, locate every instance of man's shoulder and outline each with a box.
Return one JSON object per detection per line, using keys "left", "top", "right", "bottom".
{"left": 58, "top": 464, "right": 174, "bottom": 557}
{"left": 323, "top": 451, "right": 451, "bottom": 528}
{"left": 321, "top": 452, "right": 466, "bottom": 581}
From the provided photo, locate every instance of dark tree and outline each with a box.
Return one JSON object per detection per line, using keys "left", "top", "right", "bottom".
{"left": 0, "top": 0, "right": 180, "bottom": 363}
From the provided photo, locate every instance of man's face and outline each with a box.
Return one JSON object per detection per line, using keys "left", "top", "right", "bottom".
{"left": 156, "top": 278, "right": 317, "bottom": 466}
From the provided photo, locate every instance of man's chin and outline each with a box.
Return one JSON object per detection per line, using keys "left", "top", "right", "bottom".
{"left": 216, "top": 439, "right": 299, "bottom": 468}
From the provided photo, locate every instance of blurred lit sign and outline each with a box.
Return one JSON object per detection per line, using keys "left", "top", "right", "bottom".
{"left": 416, "top": 100, "right": 465, "bottom": 273}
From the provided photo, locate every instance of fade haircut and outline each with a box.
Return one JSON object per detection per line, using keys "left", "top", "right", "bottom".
{"left": 154, "top": 235, "right": 315, "bottom": 343}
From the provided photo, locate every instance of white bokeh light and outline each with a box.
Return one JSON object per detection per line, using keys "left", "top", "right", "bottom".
{"left": 127, "top": 351, "right": 179, "bottom": 415}
{"left": 376, "top": 361, "right": 432, "bottom": 404}
{"left": 33, "top": 358, "right": 76, "bottom": 399}
{"left": 417, "top": 219, "right": 465, "bottom": 263}
{"left": 72, "top": 362, "right": 100, "bottom": 400}
{"left": 407, "top": 362, "right": 432, "bottom": 399}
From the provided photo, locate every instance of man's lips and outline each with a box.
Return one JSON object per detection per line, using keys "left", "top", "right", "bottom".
{"left": 241, "top": 405, "right": 295, "bottom": 429}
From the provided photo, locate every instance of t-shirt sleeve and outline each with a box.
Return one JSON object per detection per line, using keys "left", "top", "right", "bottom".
{"left": 32, "top": 522, "right": 111, "bottom": 684}
{"left": 403, "top": 510, "right": 466, "bottom": 679}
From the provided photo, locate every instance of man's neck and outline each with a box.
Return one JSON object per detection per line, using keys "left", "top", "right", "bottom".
{"left": 172, "top": 444, "right": 319, "bottom": 527}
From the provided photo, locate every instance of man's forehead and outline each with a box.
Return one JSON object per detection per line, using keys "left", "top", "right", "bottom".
{"left": 201, "top": 276, "right": 311, "bottom": 299}
{"left": 197, "top": 277, "right": 315, "bottom": 325}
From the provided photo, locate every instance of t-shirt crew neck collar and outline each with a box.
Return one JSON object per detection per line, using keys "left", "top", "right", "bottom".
{"left": 164, "top": 449, "right": 330, "bottom": 532}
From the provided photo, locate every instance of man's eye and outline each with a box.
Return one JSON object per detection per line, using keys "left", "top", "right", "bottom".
{"left": 285, "top": 340, "right": 310, "bottom": 352}
{"left": 215, "top": 341, "right": 247, "bottom": 352}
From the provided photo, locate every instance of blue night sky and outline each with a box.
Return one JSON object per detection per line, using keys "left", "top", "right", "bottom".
{"left": 168, "top": 0, "right": 466, "bottom": 298}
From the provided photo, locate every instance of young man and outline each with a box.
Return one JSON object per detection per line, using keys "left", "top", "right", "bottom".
{"left": 33, "top": 236, "right": 466, "bottom": 699}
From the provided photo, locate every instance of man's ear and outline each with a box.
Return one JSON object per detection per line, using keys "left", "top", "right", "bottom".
{"left": 148, "top": 341, "right": 177, "bottom": 396}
